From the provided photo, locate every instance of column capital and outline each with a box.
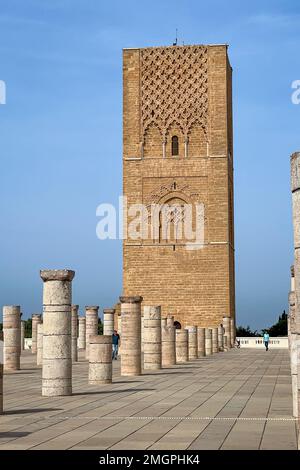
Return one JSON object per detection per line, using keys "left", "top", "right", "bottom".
{"left": 291, "top": 151, "right": 300, "bottom": 191}
{"left": 103, "top": 308, "right": 115, "bottom": 314}
{"left": 32, "top": 313, "right": 42, "bottom": 319}
{"left": 40, "top": 269, "right": 75, "bottom": 282}
{"left": 85, "top": 306, "right": 99, "bottom": 312}
{"left": 3, "top": 305, "right": 20, "bottom": 313}
{"left": 119, "top": 296, "right": 143, "bottom": 304}
{"left": 71, "top": 305, "right": 79, "bottom": 312}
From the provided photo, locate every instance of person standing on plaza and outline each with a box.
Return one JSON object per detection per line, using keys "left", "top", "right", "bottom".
{"left": 112, "top": 330, "right": 120, "bottom": 360}
{"left": 263, "top": 332, "right": 270, "bottom": 351}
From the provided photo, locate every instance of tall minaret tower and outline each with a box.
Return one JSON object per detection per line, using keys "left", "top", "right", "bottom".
{"left": 123, "top": 44, "right": 235, "bottom": 328}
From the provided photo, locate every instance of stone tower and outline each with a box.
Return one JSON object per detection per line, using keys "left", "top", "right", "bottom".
{"left": 123, "top": 44, "right": 235, "bottom": 328}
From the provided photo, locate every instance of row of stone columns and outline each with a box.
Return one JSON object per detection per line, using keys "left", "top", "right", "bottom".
{"left": 0, "top": 272, "right": 235, "bottom": 408}
{"left": 118, "top": 296, "right": 235, "bottom": 377}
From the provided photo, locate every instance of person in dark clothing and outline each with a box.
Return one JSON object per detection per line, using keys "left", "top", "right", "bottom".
{"left": 112, "top": 330, "right": 120, "bottom": 360}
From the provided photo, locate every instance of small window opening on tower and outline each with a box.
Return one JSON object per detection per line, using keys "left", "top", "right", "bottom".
{"left": 171, "top": 135, "right": 179, "bottom": 156}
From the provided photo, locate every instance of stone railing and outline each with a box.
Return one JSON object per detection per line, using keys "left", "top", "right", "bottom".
{"left": 236, "top": 337, "right": 288, "bottom": 349}
{"left": 25, "top": 338, "right": 32, "bottom": 350}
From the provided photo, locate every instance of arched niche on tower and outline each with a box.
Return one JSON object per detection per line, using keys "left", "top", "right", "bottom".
{"left": 154, "top": 193, "right": 193, "bottom": 245}
{"left": 143, "top": 123, "right": 162, "bottom": 158}
{"left": 187, "top": 122, "right": 208, "bottom": 157}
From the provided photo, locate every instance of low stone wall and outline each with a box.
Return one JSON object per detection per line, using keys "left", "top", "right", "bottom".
{"left": 24, "top": 338, "right": 32, "bottom": 350}
{"left": 237, "top": 337, "right": 288, "bottom": 349}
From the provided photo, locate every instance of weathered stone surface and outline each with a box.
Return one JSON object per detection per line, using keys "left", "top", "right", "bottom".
{"left": 71, "top": 305, "right": 78, "bottom": 362}
{"left": 103, "top": 308, "right": 115, "bottom": 336}
{"left": 161, "top": 316, "right": 176, "bottom": 367}
{"left": 218, "top": 324, "right": 224, "bottom": 351}
{"left": 37, "top": 323, "right": 43, "bottom": 367}
{"left": 230, "top": 318, "right": 235, "bottom": 347}
{"left": 21, "top": 321, "right": 25, "bottom": 351}
{"left": 3, "top": 306, "right": 21, "bottom": 371}
{"left": 197, "top": 327, "right": 206, "bottom": 357}
{"left": 120, "top": 296, "right": 142, "bottom": 376}
{"left": 223, "top": 316, "right": 231, "bottom": 351}
{"left": 212, "top": 327, "right": 219, "bottom": 354}
{"left": 85, "top": 306, "right": 99, "bottom": 360}
{"left": 78, "top": 317, "right": 86, "bottom": 349}
{"left": 143, "top": 306, "right": 161, "bottom": 370}
{"left": 185, "top": 326, "right": 197, "bottom": 360}
{"left": 205, "top": 328, "right": 212, "bottom": 356}
{"left": 31, "top": 314, "right": 42, "bottom": 354}
{"left": 175, "top": 329, "right": 188, "bottom": 363}
{"left": 88, "top": 335, "right": 112, "bottom": 384}
{"left": 40, "top": 269, "right": 74, "bottom": 396}
{"left": 291, "top": 152, "right": 300, "bottom": 429}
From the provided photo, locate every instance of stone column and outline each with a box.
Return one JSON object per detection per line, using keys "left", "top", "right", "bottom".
{"left": 212, "top": 327, "right": 219, "bottom": 353}
{"left": 291, "top": 152, "right": 300, "bottom": 425}
{"left": 197, "top": 327, "right": 206, "bottom": 357}
{"left": 143, "top": 305, "right": 162, "bottom": 370}
{"left": 40, "top": 269, "right": 74, "bottom": 397}
{"left": 103, "top": 308, "right": 115, "bottom": 336}
{"left": 230, "top": 318, "right": 235, "bottom": 347}
{"left": 21, "top": 320, "right": 25, "bottom": 351}
{"left": 161, "top": 316, "right": 176, "bottom": 367}
{"left": 37, "top": 323, "right": 43, "bottom": 366}
{"left": 0, "top": 331, "right": 3, "bottom": 414}
{"left": 120, "top": 296, "right": 142, "bottom": 376}
{"left": 85, "top": 306, "right": 99, "bottom": 360}
{"left": 3, "top": 306, "right": 21, "bottom": 371}
{"left": 113, "top": 303, "right": 120, "bottom": 332}
{"left": 117, "top": 311, "right": 122, "bottom": 355}
{"left": 185, "top": 326, "right": 198, "bottom": 360}
{"left": 175, "top": 329, "right": 188, "bottom": 363}
{"left": 218, "top": 324, "right": 224, "bottom": 352}
{"left": 141, "top": 309, "right": 144, "bottom": 353}
{"left": 31, "top": 314, "right": 42, "bottom": 354}
{"left": 223, "top": 316, "right": 231, "bottom": 350}
{"left": 71, "top": 305, "right": 78, "bottom": 362}
{"left": 78, "top": 317, "right": 86, "bottom": 349}
{"left": 205, "top": 328, "right": 212, "bottom": 356}
{"left": 89, "top": 335, "right": 112, "bottom": 384}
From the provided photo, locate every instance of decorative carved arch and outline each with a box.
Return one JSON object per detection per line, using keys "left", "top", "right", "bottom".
{"left": 187, "top": 119, "right": 208, "bottom": 140}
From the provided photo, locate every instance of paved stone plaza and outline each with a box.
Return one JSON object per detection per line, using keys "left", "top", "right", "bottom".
{"left": 0, "top": 348, "right": 297, "bottom": 450}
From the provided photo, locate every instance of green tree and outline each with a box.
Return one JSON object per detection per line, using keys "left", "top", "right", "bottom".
{"left": 98, "top": 319, "right": 103, "bottom": 335}
{"left": 236, "top": 325, "right": 259, "bottom": 337}
{"left": 263, "top": 310, "right": 287, "bottom": 337}
{"left": 24, "top": 318, "right": 32, "bottom": 338}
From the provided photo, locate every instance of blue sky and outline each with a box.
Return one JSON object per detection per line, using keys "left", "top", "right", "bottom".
{"left": 0, "top": 0, "right": 299, "bottom": 329}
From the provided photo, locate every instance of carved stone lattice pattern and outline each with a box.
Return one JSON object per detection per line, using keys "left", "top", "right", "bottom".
{"left": 140, "top": 46, "right": 208, "bottom": 140}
